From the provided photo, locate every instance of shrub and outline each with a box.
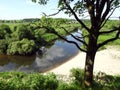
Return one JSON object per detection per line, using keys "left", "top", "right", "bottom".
{"left": 0, "top": 72, "right": 58, "bottom": 90}
{"left": 94, "top": 72, "right": 120, "bottom": 89}
{"left": 0, "top": 40, "right": 7, "bottom": 54}
{"left": 25, "top": 73, "right": 58, "bottom": 90}
{"left": 0, "top": 24, "right": 11, "bottom": 40}
{"left": 57, "top": 82, "right": 81, "bottom": 90}
{"left": 70, "top": 68, "right": 84, "bottom": 86}
{"left": 11, "top": 24, "right": 33, "bottom": 40}
{"left": 0, "top": 24, "right": 11, "bottom": 33}
{"left": 42, "top": 33, "right": 58, "bottom": 42}
{"left": 7, "top": 39, "right": 38, "bottom": 55}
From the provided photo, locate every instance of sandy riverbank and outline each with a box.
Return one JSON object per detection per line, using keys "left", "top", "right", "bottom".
{"left": 46, "top": 46, "right": 120, "bottom": 76}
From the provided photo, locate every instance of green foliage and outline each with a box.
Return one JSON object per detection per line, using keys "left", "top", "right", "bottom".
{"left": 0, "top": 18, "right": 78, "bottom": 55}
{"left": 0, "top": 70, "right": 120, "bottom": 89}
{"left": 0, "top": 72, "right": 26, "bottom": 90}
{"left": 40, "top": 16, "right": 68, "bottom": 28}
{"left": 34, "top": 28, "right": 47, "bottom": 43}
{"left": 24, "top": 73, "right": 58, "bottom": 90}
{"left": 11, "top": 24, "right": 33, "bottom": 40}
{"left": 69, "top": 68, "right": 120, "bottom": 89}
{"left": 0, "top": 24, "right": 11, "bottom": 33}
{"left": 0, "top": 24, "right": 11, "bottom": 39}
{"left": 0, "top": 72, "right": 58, "bottom": 90}
{"left": 81, "top": 20, "right": 120, "bottom": 50}
{"left": 70, "top": 68, "right": 84, "bottom": 86}
{"left": 0, "top": 40, "right": 7, "bottom": 54}
{"left": 40, "top": 16, "right": 54, "bottom": 27}
{"left": 42, "top": 33, "right": 58, "bottom": 42}
{"left": 94, "top": 72, "right": 120, "bottom": 89}
{"left": 33, "top": 0, "right": 120, "bottom": 18}
{"left": 57, "top": 82, "right": 81, "bottom": 90}
{"left": 32, "top": 0, "right": 49, "bottom": 5}
{"left": 7, "top": 39, "right": 37, "bottom": 55}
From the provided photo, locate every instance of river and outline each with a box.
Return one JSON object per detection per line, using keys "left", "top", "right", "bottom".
{"left": 0, "top": 30, "right": 82, "bottom": 73}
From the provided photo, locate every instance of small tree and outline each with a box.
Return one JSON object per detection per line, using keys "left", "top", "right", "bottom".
{"left": 32, "top": 0, "right": 120, "bottom": 87}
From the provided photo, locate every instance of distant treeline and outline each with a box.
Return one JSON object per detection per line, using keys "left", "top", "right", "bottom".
{"left": 0, "top": 18, "right": 77, "bottom": 23}
{"left": 0, "top": 18, "right": 40, "bottom": 23}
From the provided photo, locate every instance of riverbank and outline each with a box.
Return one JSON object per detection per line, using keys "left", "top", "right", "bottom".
{"left": 47, "top": 46, "right": 120, "bottom": 76}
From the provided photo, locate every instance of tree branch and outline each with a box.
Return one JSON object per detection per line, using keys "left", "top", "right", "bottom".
{"left": 76, "top": 34, "right": 89, "bottom": 39}
{"left": 101, "top": 0, "right": 111, "bottom": 22}
{"left": 61, "top": 27, "right": 88, "bottom": 47}
{"left": 98, "top": 28, "right": 120, "bottom": 49}
{"left": 99, "top": 27, "right": 119, "bottom": 35}
{"left": 62, "top": 0, "right": 90, "bottom": 33}
{"left": 100, "top": 5, "right": 119, "bottom": 29}
{"left": 98, "top": 0, "right": 106, "bottom": 18}
{"left": 50, "top": 27, "right": 87, "bottom": 52}
{"left": 31, "top": 25, "right": 87, "bottom": 52}
{"left": 42, "top": 8, "right": 64, "bottom": 17}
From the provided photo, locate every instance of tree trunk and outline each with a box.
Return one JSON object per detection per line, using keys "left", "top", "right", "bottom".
{"left": 83, "top": 33, "right": 97, "bottom": 87}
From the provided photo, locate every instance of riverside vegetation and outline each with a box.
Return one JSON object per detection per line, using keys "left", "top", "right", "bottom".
{"left": 0, "top": 17, "right": 80, "bottom": 55}
{"left": 0, "top": 69, "right": 120, "bottom": 90}
{"left": 0, "top": 18, "right": 120, "bottom": 89}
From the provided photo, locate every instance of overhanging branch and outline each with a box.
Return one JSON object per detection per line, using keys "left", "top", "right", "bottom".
{"left": 42, "top": 8, "right": 64, "bottom": 17}
{"left": 31, "top": 25, "right": 87, "bottom": 52}
{"left": 61, "top": 27, "right": 88, "bottom": 47}
{"left": 98, "top": 29, "right": 120, "bottom": 49}
{"left": 63, "top": 0, "right": 90, "bottom": 33}
{"left": 53, "top": 32, "right": 87, "bottom": 52}
{"left": 100, "top": 6, "right": 119, "bottom": 29}
{"left": 99, "top": 27, "right": 120, "bottom": 35}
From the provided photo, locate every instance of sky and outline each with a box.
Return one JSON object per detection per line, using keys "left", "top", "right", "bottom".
{"left": 0, "top": 0, "right": 70, "bottom": 20}
{"left": 0, "top": 0, "right": 120, "bottom": 20}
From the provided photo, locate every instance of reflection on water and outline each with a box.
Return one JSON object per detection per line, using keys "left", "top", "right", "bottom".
{"left": 0, "top": 55, "right": 36, "bottom": 72}
{"left": 0, "top": 31, "right": 81, "bottom": 73}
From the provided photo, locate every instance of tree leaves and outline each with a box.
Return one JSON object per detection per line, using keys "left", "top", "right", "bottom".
{"left": 31, "top": 0, "right": 36, "bottom": 3}
{"left": 7, "top": 39, "right": 37, "bottom": 55}
{"left": 31, "top": 0, "right": 49, "bottom": 5}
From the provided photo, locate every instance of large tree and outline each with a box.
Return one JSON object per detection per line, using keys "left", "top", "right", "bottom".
{"left": 32, "top": 0, "right": 120, "bottom": 87}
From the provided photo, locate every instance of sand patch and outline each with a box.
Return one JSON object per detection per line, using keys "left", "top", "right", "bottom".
{"left": 46, "top": 46, "right": 120, "bottom": 76}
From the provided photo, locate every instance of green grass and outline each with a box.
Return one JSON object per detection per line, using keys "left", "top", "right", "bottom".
{"left": 0, "top": 72, "right": 58, "bottom": 90}
{"left": 0, "top": 69, "right": 120, "bottom": 90}
{"left": 42, "top": 33, "right": 58, "bottom": 42}
{"left": 0, "top": 22, "right": 28, "bottom": 31}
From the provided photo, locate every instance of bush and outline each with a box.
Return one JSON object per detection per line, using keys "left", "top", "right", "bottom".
{"left": 57, "top": 82, "right": 81, "bottom": 90}
{"left": 70, "top": 68, "right": 84, "bottom": 86}
{"left": 0, "top": 40, "right": 7, "bottom": 54}
{"left": 11, "top": 24, "right": 33, "bottom": 40}
{"left": 94, "top": 72, "right": 120, "bottom": 89}
{"left": 0, "top": 72, "right": 58, "bottom": 90}
{"left": 7, "top": 39, "right": 38, "bottom": 55}
{"left": 42, "top": 33, "right": 58, "bottom": 42}
{"left": 0, "top": 24, "right": 11, "bottom": 39}
{"left": 1, "top": 70, "right": 120, "bottom": 90}
{"left": 24, "top": 73, "right": 58, "bottom": 90}
{"left": 0, "top": 24, "right": 11, "bottom": 33}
